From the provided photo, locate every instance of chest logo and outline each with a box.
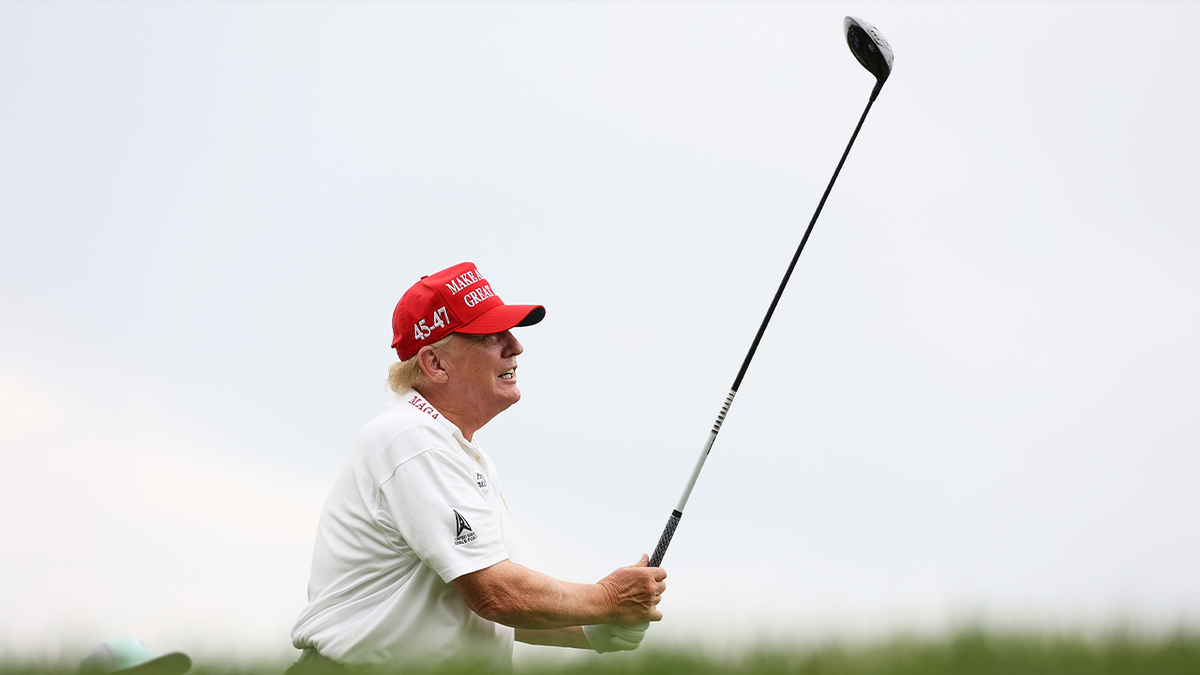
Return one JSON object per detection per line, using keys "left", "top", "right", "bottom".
{"left": 453, "top": 510, "right": 477, "bottom": 545}
{"left": 476, "top": 472, "right": 489, "bottom": 489}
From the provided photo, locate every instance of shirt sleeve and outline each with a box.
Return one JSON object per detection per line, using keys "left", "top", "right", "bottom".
{"left": 378, "top": 448, "right": 509, "bottom": 583}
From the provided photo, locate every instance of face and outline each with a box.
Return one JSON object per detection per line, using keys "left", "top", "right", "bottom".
{"left": 439, "top": 330, "right": 524, "bottom": 423}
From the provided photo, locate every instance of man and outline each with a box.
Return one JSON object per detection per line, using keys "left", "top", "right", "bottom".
{"left": 290, "top": 262, "right": 667, "bottom": 674}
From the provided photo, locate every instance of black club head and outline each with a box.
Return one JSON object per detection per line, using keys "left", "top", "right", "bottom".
{"left": 844, "top": 16, "right": 894, "bottom": 89}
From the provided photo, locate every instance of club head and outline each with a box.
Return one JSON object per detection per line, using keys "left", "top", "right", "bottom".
{"left": 844, "top": 16, "right": 893, "bottom": 89}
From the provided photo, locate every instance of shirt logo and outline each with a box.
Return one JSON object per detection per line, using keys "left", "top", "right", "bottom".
{"left": 476, "top": 472, "right": 489, "bottom": 489}
{"left": 407, "top": 394, "right": 439, "bottom": 419}
{"left": 453, "top": 509, "right": 477, "bottom": 545}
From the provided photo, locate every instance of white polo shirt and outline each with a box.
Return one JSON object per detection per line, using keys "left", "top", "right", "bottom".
{"left": 292, "top": 389, "right": 517, "bottom": 672}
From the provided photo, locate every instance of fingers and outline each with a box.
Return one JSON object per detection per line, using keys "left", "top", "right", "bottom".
{"left": 630, "top": 553, "right": 667, "bottom": 581}
{"left": 612, "top": 636, "right": 640, "bottom": 650}
{"left": 611, "top": 623, "right": 648, "bottom": 641}
{"left": 598, "top": 555, "right": 669, "bottom": 624}
{"left": 584, "top": 622, "right": 652, "bottom": 653}
{"left": 610, "top": 622, "right": 648, "bottom": 649}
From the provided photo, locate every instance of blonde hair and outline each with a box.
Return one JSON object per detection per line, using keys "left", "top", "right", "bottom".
{"left": 387, "top": 333, "right": 455, "bottom": 393}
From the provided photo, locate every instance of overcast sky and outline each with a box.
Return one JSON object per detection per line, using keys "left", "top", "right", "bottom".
{"left": 2, "top": 0, "right": 1199, "bottom": 664}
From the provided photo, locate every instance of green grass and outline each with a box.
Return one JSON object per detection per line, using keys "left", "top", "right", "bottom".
{"left": 523, "top": 629, "right": 1200, "bottom": 675}
{"left": 7, "top": 629, "right": 1200, "bottom": 675}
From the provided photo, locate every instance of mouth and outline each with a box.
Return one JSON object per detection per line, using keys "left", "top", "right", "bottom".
{"left": 498, "top": 368, "right": 516, "bottom": 381}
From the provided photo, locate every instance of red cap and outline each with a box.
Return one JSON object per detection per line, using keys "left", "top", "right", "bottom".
{"left": 391, "top": 262, "right": 545, "bottom": 361}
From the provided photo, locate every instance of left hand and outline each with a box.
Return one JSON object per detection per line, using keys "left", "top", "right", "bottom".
{"left": 582, "top": 621, "right": 650, "bottom": 653}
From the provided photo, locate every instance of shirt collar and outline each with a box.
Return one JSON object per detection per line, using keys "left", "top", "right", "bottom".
{"left": 393, "top": 389, "right": 478, "bottom": 449}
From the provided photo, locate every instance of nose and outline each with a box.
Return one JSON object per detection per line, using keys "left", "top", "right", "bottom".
{"left": 500, "top": 330, "right": 523, "bottom": 358}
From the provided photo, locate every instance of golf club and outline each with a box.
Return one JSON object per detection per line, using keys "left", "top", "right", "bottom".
{"left": 648, "top": 16, "right": 894, "bottom": 568}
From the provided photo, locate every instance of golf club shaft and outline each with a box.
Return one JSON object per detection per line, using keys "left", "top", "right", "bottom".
{"left": 649, "top": 91, "right": 879, "bottom": 569}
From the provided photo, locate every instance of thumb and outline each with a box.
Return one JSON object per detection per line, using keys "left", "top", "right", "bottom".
{"left": 629, "top": 553, "right": 649, "bottom": 568}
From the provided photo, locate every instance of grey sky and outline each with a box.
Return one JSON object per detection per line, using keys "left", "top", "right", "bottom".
{"left": 2, "top": 0, "right": 1198, "bottom": 661}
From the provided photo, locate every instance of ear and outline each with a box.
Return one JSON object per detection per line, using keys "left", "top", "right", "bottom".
{"left": 417, "top": 344, "right": 451, "bottom": 385}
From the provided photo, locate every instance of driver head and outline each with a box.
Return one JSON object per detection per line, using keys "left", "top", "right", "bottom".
{"left": 844, "top": 16, "right": 894, "bottom": 86}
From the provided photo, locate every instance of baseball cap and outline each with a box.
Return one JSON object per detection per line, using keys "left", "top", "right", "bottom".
{"left": 391, "top": 262, "right": 545, "bottom": 361}
{"left": 79, "top": 638, "right": 191, "bottom": 675}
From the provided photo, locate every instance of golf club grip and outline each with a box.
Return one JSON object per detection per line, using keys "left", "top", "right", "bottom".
{"left": 649, "top": 510, "right": 682, "bottom": 567}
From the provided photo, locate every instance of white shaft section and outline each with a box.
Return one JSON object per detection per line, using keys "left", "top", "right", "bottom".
{"left": 674, "top": 389, "right": 736, "bottom": 512}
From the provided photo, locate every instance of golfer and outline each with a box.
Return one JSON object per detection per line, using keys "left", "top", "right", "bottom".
{"left": 290, "top": 262, "right": 667, "bottom": 674}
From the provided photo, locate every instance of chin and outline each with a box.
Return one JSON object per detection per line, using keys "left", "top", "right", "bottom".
{"left": 499, "top": 388, "right": 521, "bottom": 408}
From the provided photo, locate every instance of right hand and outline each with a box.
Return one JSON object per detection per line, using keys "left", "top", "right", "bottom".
{"left": 596, "top": 554, "right": 667, "bottom": 624}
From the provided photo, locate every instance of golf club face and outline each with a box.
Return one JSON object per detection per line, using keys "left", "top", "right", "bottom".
{"left": 844, "top": 16, "right": 893, "bottom": 87}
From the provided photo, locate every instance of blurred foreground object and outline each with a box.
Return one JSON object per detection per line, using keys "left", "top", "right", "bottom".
{"left": 78, "top": 638, "right": 191, "bottom": 675}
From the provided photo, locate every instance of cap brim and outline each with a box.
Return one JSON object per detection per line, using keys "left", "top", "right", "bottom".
{"left": 122, "top": 653, "right": 191, "bottom": 675}
{"left": 457, "top": 304, "right": 545, "bottom": 335}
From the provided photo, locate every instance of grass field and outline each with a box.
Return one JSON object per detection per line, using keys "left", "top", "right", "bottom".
{"left": 7, "top": 629, "right": 1200, "bottom": 675}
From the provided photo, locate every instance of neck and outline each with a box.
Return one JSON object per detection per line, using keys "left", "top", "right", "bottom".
{"left": 413, "top": 384, "right": 488, "bottom": 441}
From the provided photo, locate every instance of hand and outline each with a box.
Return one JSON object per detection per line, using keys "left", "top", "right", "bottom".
{"left": 596, "top": 554, "right": 667, "bottom": 624}
{"left": 583, "top": 621, "right": 650, "bottom": 653}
